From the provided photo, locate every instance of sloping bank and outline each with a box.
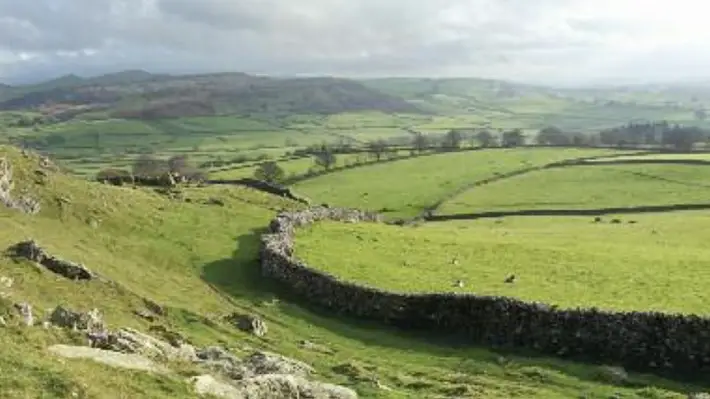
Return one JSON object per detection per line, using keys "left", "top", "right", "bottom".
{"left": 259, "top": 207, "right": 710, "bottom": 378}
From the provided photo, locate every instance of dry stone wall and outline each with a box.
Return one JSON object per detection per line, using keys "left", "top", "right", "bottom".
{"left": 260, "top": 207, "right": 710, "bottom": 377}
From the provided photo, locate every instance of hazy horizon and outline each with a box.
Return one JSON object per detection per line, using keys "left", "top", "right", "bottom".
{"left": 2, "top": 0, "right": 710, "bottom": 87}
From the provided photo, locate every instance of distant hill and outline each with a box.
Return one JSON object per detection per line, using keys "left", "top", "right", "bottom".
{"left": 0, "top": 71, "right": 424, "bottom": 118}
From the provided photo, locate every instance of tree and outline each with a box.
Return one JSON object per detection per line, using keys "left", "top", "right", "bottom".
{"left": 168, "top": 155, "right": 190, "bottom": 175}
{"left": 412, "top": 132, "right": 429, "bottom": 153}
{"left": 502, "top": 129, "right": 526, "bottom": 147}
{"left": 536, "top": 126, "right": 570, "bottom": 146}
{"left": 475, "top": 130, "right": 495, "bottom": 147}
{"left": 254, "top": 161, "right": 285, "bottom": 184}
{"left": 132, "top": 155, "right": 169, "bottom": 177}
{"left": 442, "top": 129, "right": 464, "bottom": 150}
{"left": 662, "top": 126, "right": 704, "bottom": 152}
{"left": 368, "top": 140, "right": 388, "bottom": 161}
{"left": 314, "top": 146, "right": 337, "bottom": 170}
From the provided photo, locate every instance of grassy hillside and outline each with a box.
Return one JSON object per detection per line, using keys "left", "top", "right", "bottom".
{"left": 6, "top": 145, "right": 704, "bottom": 398}
{"left": 293, "top": 148, "right": 628, "bottom": 219}
{"left": 438, "top": 164, "right": 710, "bottom": 215}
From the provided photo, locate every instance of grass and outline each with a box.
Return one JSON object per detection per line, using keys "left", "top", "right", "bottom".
{"left": 1, "top": 144, "right": 704, "bottom": 398}
{"left": 294, "top": 211, "right": 710, "bottom": 315}
{"left": 293, "top": 148, "right": 629, "bottom": 219}
{"left": 438, "top": 164, "right": 710, "bottom": 215}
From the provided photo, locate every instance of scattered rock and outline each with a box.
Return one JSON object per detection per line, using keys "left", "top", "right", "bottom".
{"left": 9, "top": 240, "right": 95, "bottom": 281}
{"left": 244, "top": 351, "right": 314, "bottom": 378}
{"left": 48, "top": 345, "right": 169, "bottom": 373}
{"left": 0, "top": 158, "right": 41, "bottom": 215}
{"left": 49, "top": 306, "right": 105, "bottom": 333}
{"left": 142, "top": 298, "right": 166, "bottom": 316}
{"left": 0, "top": 316, "right": 6, "bottom": 326}
{"left": 228, "top": 313, "right": 268, "bottom": 337}
{"left": 689, "top": 393, "right": 710, "bottom": 399}
{"left": 190, "top": 374, "right": 244, "bottom": 398}
{"left": 231, "top": 374, "right": 358, "bottom": 399}
{"left": 196, "top": 346, "right": 249, "bottom": 380}
{"left": 190, "top": 373, "right": 358, "bottom": 399}
{"left": 14, "top": 302, "right": 33, "bottom": 326}
{"left": 98, "top": 327, "right": 197, "bottom": 362}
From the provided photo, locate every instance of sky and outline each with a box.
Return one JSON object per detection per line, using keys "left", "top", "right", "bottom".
{"left": 1, "top": 0, "right": 710, "bottom": 86}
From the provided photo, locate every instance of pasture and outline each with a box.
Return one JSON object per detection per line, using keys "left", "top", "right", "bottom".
{"left": 437, "top": 163, "right": 710, "bottom": 215}
{"left": 294, "top": 211, "right": 710, "bottom": 315}
{"left": 293, "top": 147, "right": 629, "bottom": 219}
{"left": 4, "top": 145, "right": 700, "bottom": 398}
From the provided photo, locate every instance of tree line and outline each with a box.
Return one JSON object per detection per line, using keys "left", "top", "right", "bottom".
{"left": 97, "top": 120, "right": 710, "bottom": 186}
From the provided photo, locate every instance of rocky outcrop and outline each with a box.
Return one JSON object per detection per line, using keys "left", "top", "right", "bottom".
{"left": 48, "top": 345, "right": 169, "bottom": 374}
{"left": 189, "top": 374, "right": 358, "bottom": 399}
{"left": 8, "top": 240, "right": 96, "bottom": 281}
{"left": 95, "top": 327, "right": 198, "bottom": 362}
{"left": 49, "top": 306, "right": 105, "bottom": 332}
{"left": 0, "top": 157, "right": 40, "bottom": 215}
{"left": 227, "top": 313, "right": 268, "bottom": 337}
{"left": 260, "top": 207, "right": 710, "bottom": 377}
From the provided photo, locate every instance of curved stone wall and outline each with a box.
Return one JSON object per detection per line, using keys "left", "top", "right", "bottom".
{"left": 259, "top": 207, "right": 710, "bottom": 376}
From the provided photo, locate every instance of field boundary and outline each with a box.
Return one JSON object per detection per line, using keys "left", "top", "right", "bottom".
{"left": 260, "top": 207, "right": 710, "bottom": 377}
{"left": 425, "top": 202, "right": 710, "bottom": 221}
{"left": 414, "top": 150, "right": 655, "bottom": 221}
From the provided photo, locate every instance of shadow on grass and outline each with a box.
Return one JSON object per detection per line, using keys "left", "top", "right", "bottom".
{"left": 201, "top": 228, "right": 710, "bottom": 396}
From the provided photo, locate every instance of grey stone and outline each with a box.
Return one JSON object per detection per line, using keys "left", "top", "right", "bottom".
{"left": 49, "top": 306, "right": 105, "bottom": 333}
{"left": 229, "top": 313, "right": 268, "bottom": 337}
{"left": 99, "top": 327, "right": 197, "bottom": 362}
{"left": 48, "top": 345, "right": 169, "bottom": 373}
{"left": 9, "top": 240, "right": 94, "bottom": 281}
{"left": 190, "top": 374, "right": 244, "bottom": 398}
{"left": 231, "top": 374, "right": 358, "bottom": 399}
{"left": 243, "top": 351, "right": 314, "bottom": 378}
{"left": 14, "top": 302, "right": 33, "bottom": 326}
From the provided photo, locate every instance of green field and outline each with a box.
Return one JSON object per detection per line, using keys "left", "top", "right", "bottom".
{"left": 4, "top": 145, "right": 702, "bottom": 398}
{"left": 294, "top": 212, "right": 710, "bottom": 315}
{"left": 294, "top": 148, "right": 628, "bottom": 219}
{"left": 5, "top": 71, "right": 710, "bottom": 398}
{"left": 438, "top": 164, "right": 710, "bottom": 215}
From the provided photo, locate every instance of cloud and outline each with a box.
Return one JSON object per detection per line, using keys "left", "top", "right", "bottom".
{"left": 0, "top": 0, "right": 709, "bottom": 85}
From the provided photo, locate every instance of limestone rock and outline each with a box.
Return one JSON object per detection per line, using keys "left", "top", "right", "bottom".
{"left": 14, "top": 302, "right": 33, "bottom": 326}
{"left": 231, "top": 374, "right": 358, "bottom": 399}
{"left": 228, "top": 313, "right": 268, "bottom": 337}
{"left": 9, "top": 240, "right": 95, "bottom": 281}
{"left": 196, "top": 346, "right": 250, "bottom": 380}
{"left": 244, "top": 351, "right": 314, "bottom": 378}
{"left": 100, "top": 327, "right": 197, "bottom": 362}
{"left": 49, "top": 306, "right": 105, "bottom": 333}
{"left": 48, "top": 345, "right": 168, "bottom": 373}
{"left": 190, "top": 374, "right": 244, "bottom": 398}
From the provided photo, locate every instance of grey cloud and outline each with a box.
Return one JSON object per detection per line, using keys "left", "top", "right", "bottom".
{"left": 0, "top": 0, "right": 705, "bottom": 85}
